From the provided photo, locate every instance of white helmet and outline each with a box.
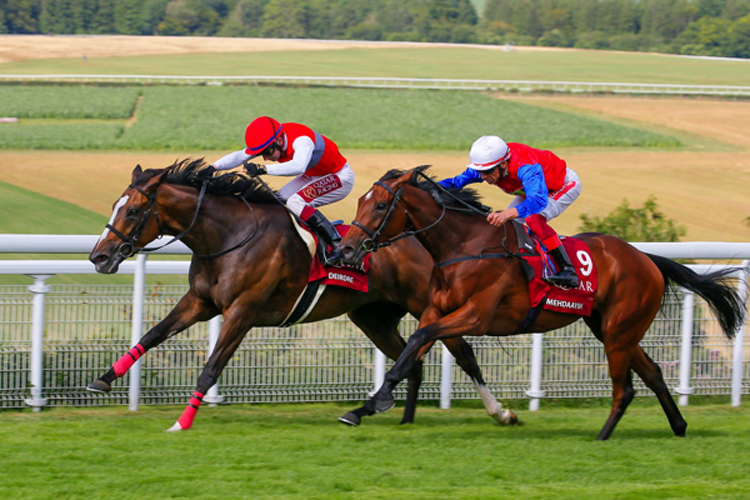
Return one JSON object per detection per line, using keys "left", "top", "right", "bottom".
{"left": 467, "top": 135, "right": 511, "bottom": 171}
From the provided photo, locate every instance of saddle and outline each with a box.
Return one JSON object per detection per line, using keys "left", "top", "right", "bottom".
{"left": 513, "top": 220, "right": 597, "bottom": 319}
{"left": 280, "top": 217, "right": 371, "bottom": 327}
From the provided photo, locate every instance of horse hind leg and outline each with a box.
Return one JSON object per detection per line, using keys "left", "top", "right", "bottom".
{"left": 631, "top": 345, "right": 687, "bottom": 437}
{"left": 598, "top": 347, "right": 636, "bottom": 441}
{"left": 586, "top": 310, "right": 642, "bottom": 440}
{"left": 443, "top": 337, "right": 519, "bottom": 426}
{"left": 168, "top": 314, "right": 248, "bottom": 432}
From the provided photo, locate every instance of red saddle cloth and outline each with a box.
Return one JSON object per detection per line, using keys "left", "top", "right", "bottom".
{"left": 524, "top": 237, "right": 597, "bottom": 316}
{"left": 307, "top": 225, "right": 371, "bottom": 292}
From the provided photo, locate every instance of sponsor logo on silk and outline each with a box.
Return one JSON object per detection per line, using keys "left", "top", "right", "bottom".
{"left": 300, "top": 176, "right": 343, "bottom": 202}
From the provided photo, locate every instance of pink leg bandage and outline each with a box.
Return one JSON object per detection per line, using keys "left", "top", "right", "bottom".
{"left": 177, "top": 391, "right": 204, "bottom": 430}
{"left": 112, "top": 344, "right": 145, "bottom": 378}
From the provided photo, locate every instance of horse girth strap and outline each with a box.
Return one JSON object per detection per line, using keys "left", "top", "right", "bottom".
{"left": 434, "top": 252, "right": 523, "bottom": 269}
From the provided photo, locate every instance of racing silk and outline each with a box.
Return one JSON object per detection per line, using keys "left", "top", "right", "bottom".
{"left": 275, "top": 123, "right": 347, "bottom": 177}
{"left": 439, "top": 143, "right": 567, "bottom": 219}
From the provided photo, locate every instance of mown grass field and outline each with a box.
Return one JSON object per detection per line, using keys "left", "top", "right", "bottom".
{"left": 0, "top": 85, "right": 679, "bottom": 150}
{"left": 3, "top": 43, "right": 750, "bottom": 86}
{"left": 0, "top": 401, "right": 748, "bottom": 500}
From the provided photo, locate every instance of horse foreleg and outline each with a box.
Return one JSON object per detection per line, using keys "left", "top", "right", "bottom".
{"left": 88, "top": 291, "right": 215, "bottom": 393}
{"left": 443, "top": 337, "right": 519, "bottom": 426}
{"left": 341, "top": 303, "right": 425, "bottom": 426}
{"left": 167, "top": 312, "right": 249, "bottom": 432}
{"left": 353, "top": 302, "right": 491, "bottom": 420}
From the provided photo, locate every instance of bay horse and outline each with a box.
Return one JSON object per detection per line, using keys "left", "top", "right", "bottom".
{"left": 87, "top": 159, "right": 517, "bottom": 431}
{"left": 337, "top": 167, "right": 744, "bottom": 440}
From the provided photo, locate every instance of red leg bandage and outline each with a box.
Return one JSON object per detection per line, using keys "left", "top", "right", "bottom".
{"left": 177, "top": 391, "right": 204, "bottom": 430}
{"left": 112, "top": 343, "right": 145, "bottom": 378}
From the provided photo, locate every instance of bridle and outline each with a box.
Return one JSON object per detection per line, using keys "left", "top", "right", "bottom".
{"left": 105, "top": 182, "right": 174, "bottom": 259}
{"left": 352, "top": 173, "right": 447, "bottom": 252}
{"left": 107, "top": 179, "right": 257, "bottom": 260}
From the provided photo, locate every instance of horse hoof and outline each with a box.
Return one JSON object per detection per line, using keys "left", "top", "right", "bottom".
{"left": 374, "top": 398, "right": 395, "bottom": 414}
{"left": 86, "top": 379, "right": 111, "bottom": 393}
{"left": 338, "top": 412, "right": 361, "bottom": 427}
{"left": 504, "top": 410, "right": 522, "bottom": 426}
{"left": 166, "top": 422, "right": 184, "bottom": 432}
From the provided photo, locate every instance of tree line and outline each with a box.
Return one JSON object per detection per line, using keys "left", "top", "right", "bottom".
{"left": 1, "top": 0, "right": 750, "bottom": 58}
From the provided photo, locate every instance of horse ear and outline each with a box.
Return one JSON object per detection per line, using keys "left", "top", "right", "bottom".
{"left": 408, "top": 165, "right": 431, "bottom": 186}
{"left": 149, "top": 168, "right": 170, "bottom": 189}
{"left": 131, "top": 165, "right": 143, "bottom": 183}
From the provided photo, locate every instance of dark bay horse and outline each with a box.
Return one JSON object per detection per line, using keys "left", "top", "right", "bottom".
{"left": 338, "top": 167, "right": 744, "bottom": 440}
{"left": 87, "top": 159, "right": 516, "bottom": 431}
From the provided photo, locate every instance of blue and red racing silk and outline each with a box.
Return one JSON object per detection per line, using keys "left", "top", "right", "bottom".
{"left": 439, "top": 143, "right": 567, "bottom": 219}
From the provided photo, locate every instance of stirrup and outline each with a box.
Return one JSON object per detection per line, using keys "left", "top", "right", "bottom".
{"left": 546, "top": 267, "right": 579, "bottom": 288}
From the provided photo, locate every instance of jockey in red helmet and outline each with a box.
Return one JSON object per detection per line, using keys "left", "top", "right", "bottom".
{"left": 212, "top": 116, "right": 353, "bottom": 265}
{"left": 439, "top": 135, "right": 581, "bottom": 288}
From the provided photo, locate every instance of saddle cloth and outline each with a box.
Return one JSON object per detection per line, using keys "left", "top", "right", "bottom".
{"left": 290, "top": 216, "right": 370, "bottom": 293}
{"left": 517, "top": 222, "right": 597, "bottom": 316}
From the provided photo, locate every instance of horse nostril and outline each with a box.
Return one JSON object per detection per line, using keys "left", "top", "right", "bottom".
{"left": 90, "top": 253, "right": 108, "bottom": 264}
{"left": 342, "top": 246, "right": 354, "bottom": 258}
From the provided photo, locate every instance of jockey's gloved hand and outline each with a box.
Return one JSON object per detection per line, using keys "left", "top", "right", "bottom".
{"left": 196, "top": 165, "right": 216, "bottom": 181}
{"left": 244, "top": 162, "right": 267, "bottom": 177}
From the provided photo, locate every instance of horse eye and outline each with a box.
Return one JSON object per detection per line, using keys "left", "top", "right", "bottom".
{"left": 376, "top": 202, "right": 387, "bottom": 210}
{"left": 127, "top": 208, "right": 140, "bottom": 217}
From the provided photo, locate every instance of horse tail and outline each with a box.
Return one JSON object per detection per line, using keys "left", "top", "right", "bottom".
{"left": 646, "top": 253, "right": 745, "bottom": 339}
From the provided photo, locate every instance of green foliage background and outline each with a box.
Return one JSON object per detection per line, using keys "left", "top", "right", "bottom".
{"left": 579, "top": 196, "right": 688, "bottom": 242}
{"left": 2, "top": 0, "right": 750, "bottom": 58}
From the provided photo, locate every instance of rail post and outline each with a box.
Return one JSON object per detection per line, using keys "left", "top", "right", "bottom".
{"left": 732, "top": 262, "right": 748, "bottom": 407}
{"left": 24, "top": 274, "right": 51, "bottom": 412}
{"left": 440, "top": 342, "right": 453, "bottom": 409}
{"left": 205, "top": 315, "right": 225, "bottom": 406}
{"left": 526, "top": 333, "right": 545, "bottom": 411}
{"left": 128, "top": 254, "right": 147, "bottom": 411}
{"left": 676, "top": 289, "right": 695, "bottom": 406}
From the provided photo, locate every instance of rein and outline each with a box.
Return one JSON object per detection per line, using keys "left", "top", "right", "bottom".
{"left": 433, "top": 251, "right": 522, "bottom": 269}
{"left": 354, "top": 169, "right": 522, "bottom": 267}
{"left": 109, "top": 178, "right": 257, "bottom": 260}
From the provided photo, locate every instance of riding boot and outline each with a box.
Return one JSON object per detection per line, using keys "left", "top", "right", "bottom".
{"left": 306, "top": 209, "right": 343, "bottom": 266}
{"left": 546, "top": 245, "right": 580, "bottom": 288}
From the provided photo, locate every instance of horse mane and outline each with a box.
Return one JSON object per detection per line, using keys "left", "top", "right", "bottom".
{"left": 380, "top": 166, "right": 490, "bottom": 213}
{"left": 134, "top": 158, "right": 280, "bottom": 205}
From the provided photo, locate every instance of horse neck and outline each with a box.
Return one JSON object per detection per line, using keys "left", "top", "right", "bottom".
{"left": 402, "top": 187, "right": 478, "bottom": 261}
{"left": 402, "top": 186, "right": 521, "bottom": 263}
{"left": 155, "top": 184, "right": 245, "bottom": 255}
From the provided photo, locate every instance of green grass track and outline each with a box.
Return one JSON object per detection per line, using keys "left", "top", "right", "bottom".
{"left": 1, "top": 401, "right": 748, "bottom": 499}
